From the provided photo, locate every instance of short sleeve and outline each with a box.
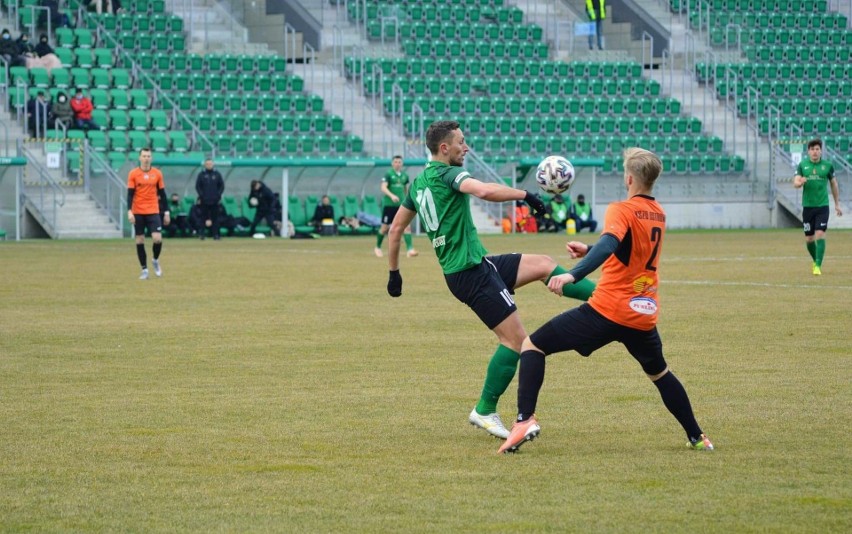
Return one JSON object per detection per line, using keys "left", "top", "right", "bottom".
{"left": 601, "top": 202, "right": 630, "bottom": 241}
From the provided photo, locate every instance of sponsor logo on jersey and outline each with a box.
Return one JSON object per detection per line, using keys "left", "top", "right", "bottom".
{"left": 432, "top": 235, "right": 446, "bottom": 248}
{"left": 629, "top": 297, "right": 657, "bottom": 315}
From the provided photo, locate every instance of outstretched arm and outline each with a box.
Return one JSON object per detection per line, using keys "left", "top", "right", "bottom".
{"left": 458, "top": 178, "right": 546, "bottom": 214}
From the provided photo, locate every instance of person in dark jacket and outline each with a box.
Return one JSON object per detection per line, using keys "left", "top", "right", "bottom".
{"left": 0, "top": 29, "right": 21, "bottom": 65}
{"left": 26, "top": 91, "right": 51, "bottom": 138}
{"left": 16, "top": 32, "right": 36, "bottom": 56}
{"left": 51, "top": 91, "right": 73, "bottom": 128}
{"left": 34, "top": 34, "right": 53, "bottom": 57}
{"left": 247, "top": 179, "right": 277, "bottom": 236}
{"left": 194, "top": 158, "right": 225, "bottom": 240}
{"left": 310, "top": 194, "right": 337, "bottom": 234}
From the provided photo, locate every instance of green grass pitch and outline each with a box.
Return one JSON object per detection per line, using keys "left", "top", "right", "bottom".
{"left": 1, "top": 230, "right": 850, "bottom": 531}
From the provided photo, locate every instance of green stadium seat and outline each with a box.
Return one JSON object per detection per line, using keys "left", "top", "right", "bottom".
{"left": 128, "top": 131, "right": 149, "bottom": 152}
{"left": 107, "top": 131, "right": 129, "bottom": 152}
{"left": 149, "top": 131, "right": 170, "bottom": 152}
{"left": 169, "top": 131, "right": 190, "bottom": 152}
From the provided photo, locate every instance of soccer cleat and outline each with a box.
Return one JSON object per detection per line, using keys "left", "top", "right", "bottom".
{"left": 498, "top": 417, "right": 541, "bottom": 454}
{"left": 468, "top": 408, "right": 510, "bottom": 439}
{"left": 407, "top": 248, "right": 419, "bottom": 257}
{"left": 139, "top": 268, "right": 149, "bottom": 280}
{"left": 374, "top": 247, "right": 383, "bottom": 257}
{"left": 813, "top": 264, "right": 821, "bottom": 276}
{"left": 687, "top": 434, "right": 714, "bottom": 451}
{"left": 152, "top": 259, "right": 162, "bottom": 277}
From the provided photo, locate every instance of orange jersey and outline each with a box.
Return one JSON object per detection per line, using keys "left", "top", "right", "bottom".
{"left": 127, "top": 167, "right": 165, "bottom": 215}
{"left": 588, "top": 195, "right": 665, "bottom": 330}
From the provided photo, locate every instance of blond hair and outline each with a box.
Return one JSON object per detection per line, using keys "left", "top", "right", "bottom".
{"left": 623, "top": 147, "right": 662, "bottom": 188}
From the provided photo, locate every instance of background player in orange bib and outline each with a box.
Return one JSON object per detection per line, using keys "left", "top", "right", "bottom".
{"left": 127, "top": 148, "right": 169, "bottom": 280}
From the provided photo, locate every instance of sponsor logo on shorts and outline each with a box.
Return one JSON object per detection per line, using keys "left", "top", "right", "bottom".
{"left": 629, "top": 297, "right": 657, "bottom": 315}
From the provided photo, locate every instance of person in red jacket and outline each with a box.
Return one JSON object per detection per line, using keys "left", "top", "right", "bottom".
{"left": 70, "top": 88, "right": 100, "bottom": 130}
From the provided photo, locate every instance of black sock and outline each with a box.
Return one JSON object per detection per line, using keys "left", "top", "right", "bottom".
{"left": 653, "top": 371, "right": 703, "bottom": 440}
{"left": 517, "top": 350, "right": 546, "bottom": 422}
{"left": 136, "top": 243, "right": 147, "bottom": 268}
{"left": 153, "top": 242, "right": 161, "bottom": 260}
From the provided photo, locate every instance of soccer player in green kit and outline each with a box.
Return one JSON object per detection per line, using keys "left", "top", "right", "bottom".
{"left": 375, "top": 155, "right": 418, "bottom": 258}
{"left": 793, "top": 138, "right": 843, "bottom": 275}
{"left": 385, "top": 120, "right": 596, "bottom": 439}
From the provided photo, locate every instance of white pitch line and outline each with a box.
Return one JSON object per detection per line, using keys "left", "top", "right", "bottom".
{"left": 665, "top": 255, "right": 852, "bottom": 263}
{"left": 667, "top": 279, "right": 852, "bottom": 290}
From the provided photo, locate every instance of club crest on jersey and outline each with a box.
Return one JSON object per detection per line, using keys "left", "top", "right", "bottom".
{"left": 629, "top": 297, "right": 657, "bottom": 315}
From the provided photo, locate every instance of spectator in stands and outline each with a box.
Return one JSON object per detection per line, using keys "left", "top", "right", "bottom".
{"left": 26, "top": 90, "right": 51, "bottom": 138}
{"left": 194, "top": 158, "right": 225, "bottom": 241}
{"left": 51, "top": 91, "right": 73, "bottom": 129}
{"left": 310, "top": 195, "right": 337, "bottom": 235}
{"left": 586, "top": 0, "right": 606, "bottom": 51}
{"left": 20, "top": 32, "right": 61, "bottom": 73}
{"left": 549, "top": 193, "right": 570, "bottom": 232}
{"left": 16, "top": 32, "right": 36, "bottom": 56}
{"left": 375, "top": 155, "right": 418, "bottom": 258}
{"left": 70, "top": 88, "right": 100, "bottom": 130}
{"left": 569, "top": 194, "right": 598, "bottom": 233}
{"left": 34, "top": 33, "right": 53, "bottom": 57}
{"left": 87, "top": 0, "right": 123, "bottom": 14}
{"left": 163, "top": 193, "right": 190, "bottom": 238}
{"left": 0, "top": 29, "right": 22, "bottom": 66}
{"left": 247, "top": 179, "right": 278, "bottom": 236}
{"left": 40, "top": 1, "right": 71, "bottom": 29}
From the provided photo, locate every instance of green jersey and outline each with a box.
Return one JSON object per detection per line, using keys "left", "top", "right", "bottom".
{"left": 402, "top": 161, "right": 488, "bottom": 274}
{"left": 796, "top": 158, "right": 835, "bottom": 208}
{"left": 382, "top": 169, "right": 409, "bottom": 207}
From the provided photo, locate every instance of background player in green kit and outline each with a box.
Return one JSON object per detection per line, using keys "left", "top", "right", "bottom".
{"left": 375, "top": 155, "right": 418, "bottom": 258}
{"left": 385, "top": 120, "right": 596, "bottom": 440}
{"left": 793, "top": 138, "right": 843, "bottom": 275}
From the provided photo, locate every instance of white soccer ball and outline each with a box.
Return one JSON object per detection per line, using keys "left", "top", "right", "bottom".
{"left": 249, "top": 197, "right": 259, "bottom": 207}
{"left": 536, "top": 155, "right": 575, "bottom": 194}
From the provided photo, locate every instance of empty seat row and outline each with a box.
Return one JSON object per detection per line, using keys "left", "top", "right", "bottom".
{"left": 6, "top": 67, "right": 132, "bottom": 91}
{"left": 85, "top": 12, "right": 183, "bottom": 33}
{"left": 207, "top": 134, "right": 365, "bottom": 157}
{"left": 54, "top": 28, "right": 96, "bottom": 48}
{"left": 711, "top": 27, "right": 851, "bottom": 48}
{"left": 401, "top": 38, "right": 549, "bottom": 60}
{"left": 378, "top": 20, "right": 542, "bottom": 42}
{"left": 185, "top": 113, "right": 345, "bottom": 136}
{"left": 716, "top": 79, "right": 852, "bottom": 99}
{"left": 112, "top": 31, "right": 186, "bottom": 54}
{"left": 161, "top": 92, "right": 324, "bottom": 114}
{"left": 384, "top": 95, "right": 682, "bottom": 118}
{"left": 757, "top": 116, "right": 852, "bottom": 137}
{"left": 141, "top": 72, "right": 304, "bottom": 94}
{"left": 53, "top": 129, "right": 190, "bottom": 153}
{"left": 691, "top": 10, "right": 845, "bottom": 30}
{"left": 443, "top": 115, "right": 704, "bottom": 138}
{"left": 128, "top": 52, "right": 288, "bottom": 76}
{"left": 737, "top": 98, "right": 850, "bottom": 118}
{"left": 696, "top": 62, "right": 852, "bottom": 83}
{"left": 364, "top": 74, "right": 661, "bottom": 98}
{"left": 695, "top": 0, "right": 828, "bottom": 12}
{"left": 742, "top": 44, "right": 850, "bottom": 63}
{"left": 87, "top": 109, "right": 171, "bottom": 131}
{"left": 348, "top": 1, "right": 516, "bottom": 24}
{"left": 52, "top": 47, "right": 115, "bottom": 69}
{"left": 346, "top": 56, "right": 643, "bottom": 80}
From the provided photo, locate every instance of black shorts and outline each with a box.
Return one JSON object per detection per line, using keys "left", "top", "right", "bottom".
{"left": 444, "top": 254, "right": 522, "bottom": 329}
{"left": 134, "top": 213, "right": 163, "bottom": 236}
{"left": 529, "top": 303, "right": 667, "bottom": 376}
{"left": 802, "top": 206, "right": 829, "bottom": 236}
{"left": 381, "top": 206, "right": 400, "bottom": 225}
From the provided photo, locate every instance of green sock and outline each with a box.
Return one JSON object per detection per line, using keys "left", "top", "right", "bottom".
{"left": 403, "top": 233, "right": 413, "bottom": 250}
{"left": 376, "top": 233, "right": 384, "bottom": 248}
{"left": 815, "top": 239, "right": 825, "bottom": 267}
{"left": 547, "top": 266, "right": 596, "bottom": 301}
{"left": 475, "top": 345, "right": 520, "bottom": 415}
{"left": 806, "top": 241, "right": 816, "bottom": 261}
